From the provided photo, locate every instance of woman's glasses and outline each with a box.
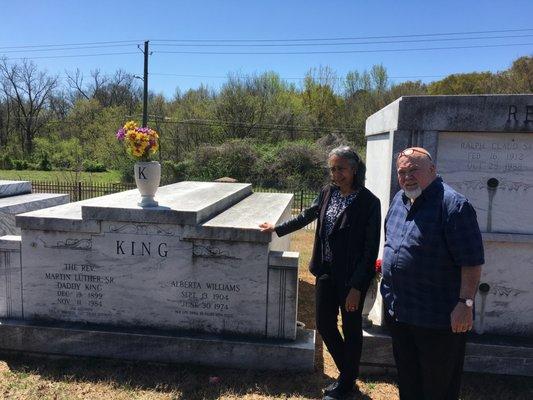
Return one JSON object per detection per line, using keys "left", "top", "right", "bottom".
{"left": 397, "top": 148, "right": 433, "bottom": 161}
{"left": 328, "top": 166, "right": 348, "bottom": 173}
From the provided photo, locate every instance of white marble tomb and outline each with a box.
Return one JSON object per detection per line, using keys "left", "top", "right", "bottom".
{"left": 10, "top": 181, "right": 300, "bottom": 340}
{"left": 0, "top": 181, "right": 315, "bottom": 370}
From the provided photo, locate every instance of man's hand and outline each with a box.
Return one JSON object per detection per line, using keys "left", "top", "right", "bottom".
{"left": 450, "top": 303, "right": 473, "bottom": 333}
{"left": 345, "top": 288, "right": 361, "bottom": 313}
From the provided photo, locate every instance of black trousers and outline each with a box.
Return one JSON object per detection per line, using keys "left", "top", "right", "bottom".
{"left": 316, "top": 274, "right": 366, "bottom": 387}
{"left": 386, "top": 315, "right": 467, "bottom": 400}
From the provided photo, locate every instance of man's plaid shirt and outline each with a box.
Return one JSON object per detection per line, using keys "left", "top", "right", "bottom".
{"left": 380, "top": 177, "right": 484, "bottom": 329}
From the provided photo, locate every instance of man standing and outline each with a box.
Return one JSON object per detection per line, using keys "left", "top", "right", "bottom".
{"left": 381, "top": 147, "right": 484, "bottom": 400}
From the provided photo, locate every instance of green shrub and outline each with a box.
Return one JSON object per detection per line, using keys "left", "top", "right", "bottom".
{"left": 0, "top": 154, "right": 13, "bottom": 170}
{"left": 173, "top": 160, "right": 192, "bottom": 182}
{"left": 187, "top": 140, "right": 259, "bottom": 183}
{"left": 161, "top": 160, "right": 182, "bottom": 184}
{"left": 13, "top": 159, "right": 29, "bottom": 170}
{"left": 82, "top": 160, "right": 107, "bottom": 172}
{"left": 38, "top": 153, "right": 52, "bottom": 171}
{"left": 271, "top": 142, "right": 327, "bottom": 190}
{"left": 27, "top": 162, "right": 41, "bottom": 171}
{"left": 115, "top": 157, "right": 136, "bottom": 183}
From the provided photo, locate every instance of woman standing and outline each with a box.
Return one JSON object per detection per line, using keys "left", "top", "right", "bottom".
{"left": 260, "top": 146, "right": 381, "bottom": 400}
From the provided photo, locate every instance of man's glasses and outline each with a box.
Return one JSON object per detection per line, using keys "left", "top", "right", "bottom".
{"left": 397, "top": 148, "right": 433, "bottom": 161}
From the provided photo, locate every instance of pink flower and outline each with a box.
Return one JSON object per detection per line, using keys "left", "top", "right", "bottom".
{"left": 116, "top": 128, "right": 126, "bottom": 141}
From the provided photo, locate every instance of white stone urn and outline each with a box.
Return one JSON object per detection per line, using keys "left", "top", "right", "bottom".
{"left": 134, "top": 161, "right": 161, "bottom": 207}
{"left": 362, "top": 279, "right": 378, "bottom": 328}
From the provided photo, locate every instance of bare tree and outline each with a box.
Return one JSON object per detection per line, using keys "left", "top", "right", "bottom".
{"left": 65, "top": 68, "right": 90, "bottom": 101}
{"left": 0, "top": 97, "right": 13, "bottom": 150}
{"left": 0, "top": 59, "right": 58, "bottom": 155}
{"left": 65, "top": 68, "right": 141, "bottom": 113}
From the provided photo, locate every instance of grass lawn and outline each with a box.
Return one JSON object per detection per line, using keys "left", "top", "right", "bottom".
{"left": 0, "top": 229, "right": 531, "bottom": 399}
{"left": 0, "top": 169, "right": 122, "bottom": 184}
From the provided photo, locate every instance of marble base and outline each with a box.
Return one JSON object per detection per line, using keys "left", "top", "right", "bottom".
{"left": 0, "top": 181, "right": 31, "bottom": 198}
{"left": 0, "top": 319, "right": 315, "bottom": 371}
{"left": 15, "top": 185, "right": 297, "bottom": 340}
{"left": 0, "top": 193, "right": 69, "bottom": 236}
{"left": 360, "top": 328, "right": 533, "bottom": 377}
{"left": 0, "top": 236, "right": 22, "bottom": 318}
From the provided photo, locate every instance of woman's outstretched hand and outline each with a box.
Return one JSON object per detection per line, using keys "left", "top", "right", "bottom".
{"left": 259, "top": 222, "right": 275, "bottom": 233}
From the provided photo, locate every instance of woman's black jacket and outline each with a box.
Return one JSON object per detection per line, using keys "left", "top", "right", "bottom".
{"left": 275, "top": 185, "right": 381, "bottom": 292}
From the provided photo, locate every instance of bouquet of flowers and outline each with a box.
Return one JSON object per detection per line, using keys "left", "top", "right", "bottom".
{"left": 375, "top": 259, "right": 382, "bottom": 281}
{"left": 116, "top": 121, "right": 159, "bottom": 161}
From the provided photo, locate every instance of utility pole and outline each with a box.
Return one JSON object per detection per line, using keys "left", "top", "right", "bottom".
{"left": 142, "top": 40, "right": 149, "bottom": 127}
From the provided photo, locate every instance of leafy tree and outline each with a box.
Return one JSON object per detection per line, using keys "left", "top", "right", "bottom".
{"left": 503, "top": 56, "right": 533, "bottom": 93}
{"left": 302, "top": 66, "right": 342, "bottom": 137}
{"left": 428, "top": 72, "right": 495, "bottom": 95}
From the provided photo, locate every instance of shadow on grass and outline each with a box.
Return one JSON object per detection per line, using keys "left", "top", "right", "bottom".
{"left": 460, "top": 372, "right": 533, "bottom": 400}
{"left": 1, "top": 351, "right": 345, "bottom": 400}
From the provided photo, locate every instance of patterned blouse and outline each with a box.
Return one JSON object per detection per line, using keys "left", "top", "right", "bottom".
{"left": 323, "top": 187, "right": 360, "bottom": 262}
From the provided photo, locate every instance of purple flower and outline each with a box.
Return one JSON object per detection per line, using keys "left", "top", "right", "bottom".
{"left": 137, "top": 127, "right": 150, "bottom": 134}
{"left": 116, "top": 128, "right": 126, "bottom": 141}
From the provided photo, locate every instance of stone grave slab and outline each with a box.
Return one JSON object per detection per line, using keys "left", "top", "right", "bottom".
{"left": 0, "top": 180, "right": 31, "bottom": 198}
{"left": 0, "top": 193, "right": 70, "bottom": 235}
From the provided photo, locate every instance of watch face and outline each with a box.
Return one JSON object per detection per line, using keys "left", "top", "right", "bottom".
{"left": 465, "top": 299, "right": 474, "bottom": 307}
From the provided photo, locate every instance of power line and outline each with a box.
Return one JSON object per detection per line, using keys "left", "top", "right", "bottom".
{"left": 4, "top": 51, "right": 139, "bottom": 61}
{"left": 152, "top": 34, "right": 533, "bottom": 48}
{"left": 7, "top": 42, "right": 531, "bottom": 62}
{"left": 155, "top": 42, "right": 533, "bottom": 55}
{"left": 0, "top": 44, "right": 137, "bottom": 54}
{"left": 1, "top": 27, "right": 531, "bottom": 50}
{"left": 127, "top": 116, "right": 361, "bottom": 134}
{"left": 151, "top": 28, "right": 533, "bottom": 43}
{"left": 0, "top": 40, "right": 141, "bottom": 50}
{"left": 2, "top": 34, "right": 529, "bottom": 55}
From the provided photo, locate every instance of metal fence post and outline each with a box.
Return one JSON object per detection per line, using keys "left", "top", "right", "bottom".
{"left": 77, "top": 181, "right": 82, "bottom": 201}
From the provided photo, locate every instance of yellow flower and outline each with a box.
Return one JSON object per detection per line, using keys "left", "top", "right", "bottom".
{"left": 124, "top": 121, "right": 137, "bottom": 131}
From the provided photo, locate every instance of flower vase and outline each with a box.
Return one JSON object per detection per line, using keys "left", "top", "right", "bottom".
{"left": 362, "top": 279, "right": 378, "bottom": 328}
{"left": 134, "top": 161, "right": 161, "bottom": 207}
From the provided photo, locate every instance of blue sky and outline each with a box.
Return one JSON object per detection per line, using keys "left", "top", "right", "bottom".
{"left": 1, "top": 0, "right": 532, "bottom": 98}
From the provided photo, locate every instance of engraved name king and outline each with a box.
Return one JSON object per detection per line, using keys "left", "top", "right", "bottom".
{"left": 116, "top": 240, "right": 168, "bottom": 257}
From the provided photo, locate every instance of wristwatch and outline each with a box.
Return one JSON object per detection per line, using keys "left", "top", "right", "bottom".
{"left": 458, "top": 298, "right": 474, "bottom": 307}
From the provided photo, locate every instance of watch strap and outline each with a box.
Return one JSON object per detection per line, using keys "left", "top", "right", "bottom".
{"left": 458, "top": 297, "right": 474, "bottom": 307}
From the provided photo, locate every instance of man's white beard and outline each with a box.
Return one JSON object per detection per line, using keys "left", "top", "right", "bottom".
{"left": 404, "top": 187, "right": 422, "bottom": 201}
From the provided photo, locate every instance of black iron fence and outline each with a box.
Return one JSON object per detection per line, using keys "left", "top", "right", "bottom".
{"left": 30, "top": 181, "right": 318, "bottom": 229}
{"left": 32, "top": 181, "right": 137, "bottom": 202}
